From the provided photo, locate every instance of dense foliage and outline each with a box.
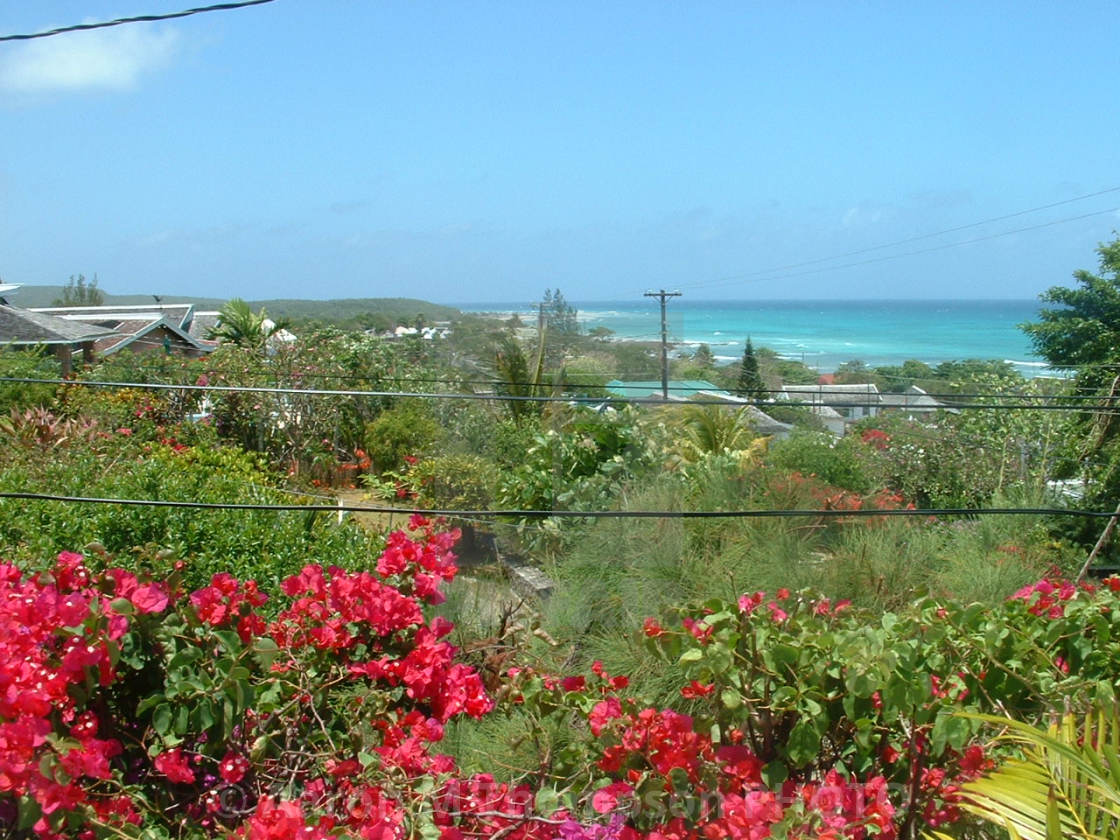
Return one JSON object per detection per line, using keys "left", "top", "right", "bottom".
{"left": 3, "top": 274, "right": 1118, "bottom": 838}
{"left": 4, "top": 530, "right": 1119, "bottom": 839}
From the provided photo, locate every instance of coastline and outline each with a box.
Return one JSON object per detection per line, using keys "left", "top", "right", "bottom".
{"left": 459, "top": 299, "right": 1052, "bottom": 377}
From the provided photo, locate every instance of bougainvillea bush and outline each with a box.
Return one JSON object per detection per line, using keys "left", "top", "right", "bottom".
{"left": 3, "top": 518, "right": 1119, "bottom": 839}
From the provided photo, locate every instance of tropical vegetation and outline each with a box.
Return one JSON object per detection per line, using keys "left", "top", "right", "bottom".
{"left": 3, "top": 238, "right": 1120, "bottom": 837}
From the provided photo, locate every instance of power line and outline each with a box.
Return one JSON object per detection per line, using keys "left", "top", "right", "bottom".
{"left": 0, "top": 491, "right": 1111, "bottom": 521}
{"left": 690, "top": 206, "right": 1120, "bottom": 292}
{"left": 0, "top": 0, "right": 275, "bottom": 41}
{"left": 685, "top": 187, "right": 1120, "bottom": 289}
{"left": 8, "top": 376, "right": 1120, "bottom": 412}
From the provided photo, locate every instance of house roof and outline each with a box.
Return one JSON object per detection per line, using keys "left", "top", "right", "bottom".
{"left": 93, "top": 316, "right": 212, "bottom": 356}
{"left": 606, "top": 379, "right": 728, "bottom": 399}
{"left": 31, "top": 303, "right": 195, "bottom": 332}
{"left": 781, "top": 383, "right": 881, "bottom": 405}
{"left": 0, "top": 305, "right": 120, "bottom": 345}
{"left": 188, "top": 311, "right": 222, "bottom": 340}
{"left": 879, "top": 386, "right": 942, "bottom": 410}
{"left": 878, "top": 385, "right": 955, "bottom": 413}
{"left": 28, "top": 305, "right": 211, "bottom": 356}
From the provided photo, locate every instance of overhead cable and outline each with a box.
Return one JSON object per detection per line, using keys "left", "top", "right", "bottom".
{"left": 2, "top": 376, "right": 1115, "bottom": 413}
{"left": 0, "top": 0, "right": 275, "bottom": 41}
{"left": 0, "top": 491, "right": 1111, "bottom": 521}
{"left": 688, "top": 206, "right": 1120, "bottom": 291}
{"left": 682, "top": 186, "right": 1120, "bottom": 288}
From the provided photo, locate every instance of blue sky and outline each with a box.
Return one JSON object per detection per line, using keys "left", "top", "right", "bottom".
{"left": 2, "top": 1, "right": 1118, "bottom": 302}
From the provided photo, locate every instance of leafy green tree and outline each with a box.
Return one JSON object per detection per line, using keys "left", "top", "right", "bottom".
{"left": 363, "top": 401, "right": 442, "bottom": 475}
{"left": 754, "top": 345, "right": 817, "bottom": 385}
{"left": 672, "top": 343, "right": 717, "bottom": 381}
{"left": 1023, "top": 235, "right": 1120, "bottom": 384}
{"left": 692, "top": 343, "right": 715, "bottom": 368}
{"left": 53, "top": 274, "right": 104, "bottom": 306}
{"left": 735, "top": 337, "right": 766, "bottom": 400}
{"left": 1021, "top": 236, "right": 1120, "bottom": 548}
{"left": 833, "top": 359, "right": 882, "bottom": 386}
{"left": 933, "top": 358, "right": 1019, "bottom": 389}
{"left": 539, "top": 288, "right": 581, "bottom": 368}
{"left": 542, "top": 288, "right": 579, "bottom": 335}
{"left": 872, "top": 359, "right": 936, "bottom": 392}
{"left": 207, "top": 298, "right": 290, "bottom": 350}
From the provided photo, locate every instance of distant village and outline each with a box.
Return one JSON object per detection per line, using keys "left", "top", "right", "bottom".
{"left": 0, "top": 281, "right": 956, "bottom": 441}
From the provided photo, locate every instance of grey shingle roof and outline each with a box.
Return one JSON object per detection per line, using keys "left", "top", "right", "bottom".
{"left": 781, "top": 383, "right": 881, "bottom": 405}
{"left": 31, "top": 303, "right": 195, "bottom": 331}
{"left": 189, "top": 311, "right": 222, "bottom": 339}
{"left": 0, "top": 305, "right": 120, "bottom": 345}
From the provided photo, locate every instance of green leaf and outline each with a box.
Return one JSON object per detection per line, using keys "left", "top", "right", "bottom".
{"left": 535, "top": 787, "right": 560, "bottom": 816}
{"left": 761, "top": 760, "right": 789, "bottom": 787}
{"left": 192, "top": 700, "right": 216, "bottom": 731}
{"left": 786, "top": 720, "right": 822, "bottom": 766}
{"left": 152, "top": 704, "right": 171, "bottom": 735}
{"left": 167, "top": 647, "right": 203, "bottom": 671}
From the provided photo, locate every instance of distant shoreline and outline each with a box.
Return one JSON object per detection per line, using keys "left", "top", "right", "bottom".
{"left": 461, "top": 299, "right": 1052, "bottom": 377}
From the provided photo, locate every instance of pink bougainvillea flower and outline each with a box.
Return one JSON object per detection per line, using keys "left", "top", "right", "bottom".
{"left": 591, "top": 781, "right": 634, "bottom": 814}
{"left": 153, "top": 748, "right": 196, "bottom": 784}
{"left": 219, "top": 751, "right": 250, "bottom": 784}
{"left": 129, "top": 583, "right": 168, "bottom": 614}
{"left": 561, "top": 676, "right": 587, "bottom": 693}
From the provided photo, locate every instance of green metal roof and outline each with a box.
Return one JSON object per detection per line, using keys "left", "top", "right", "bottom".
{"left": 605, "top": 379, "right": 727, "bottom": 398}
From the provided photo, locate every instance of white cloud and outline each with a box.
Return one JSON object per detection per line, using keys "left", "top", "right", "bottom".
{"left": 0, "top": 25, "right": 179, "bottom": 93}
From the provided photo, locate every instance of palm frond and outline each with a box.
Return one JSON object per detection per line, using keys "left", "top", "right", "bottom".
{"left": 948, "top": 708, "right": 1120, "bottom": 840}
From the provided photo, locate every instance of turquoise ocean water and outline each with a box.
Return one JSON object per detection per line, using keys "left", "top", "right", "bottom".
{"left": 459, "top": 300, "right": 1048, "bottom": 376}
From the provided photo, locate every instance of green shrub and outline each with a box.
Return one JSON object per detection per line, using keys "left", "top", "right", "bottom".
{"left": 364, "top": 401, "right": 443, "bottom": 474}
{"left": 767, "top": 429, "right": 879, "bottom": 493}
{"left": 0, "top": 350, "right": 61, "bottom": 412}
{"left": 0, "top": 433, "right": 384, "bottom": 593}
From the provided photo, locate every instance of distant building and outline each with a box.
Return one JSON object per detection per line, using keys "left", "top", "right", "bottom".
{"left": 878, "top": 385, "right": 954, "bottom": 419}
{"left": 780, "top": 383, "right": 951, "bottom": 432}
{"left": 781, "top": 383, "right": 882, "bottom": 422}
{"left": 188, "top": 311, "right": 222, "bottom": 341}
{"left": 372, "top": 325, "right": 450, "bottom": 341}
{"left": 0, "top": 304, "right": 120, "bottom": 375}
{"left": 30, "top": 304, "right": 212, "bottom": 358}
{"left": 605, "top": 379, "right": 728, "bottom": 400}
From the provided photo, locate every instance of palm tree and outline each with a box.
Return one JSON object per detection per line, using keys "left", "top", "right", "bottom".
{"left": 676, "top": 403, "right": 766, "bottom": 464}
{"left": 493, "top": 335, "right": 541, "bottom": 424}
{"left": 207, "top": 299, "right": 290, "bottom": 350}
{"left": 930, "top": 708, "right": 1120, "bottom": 840}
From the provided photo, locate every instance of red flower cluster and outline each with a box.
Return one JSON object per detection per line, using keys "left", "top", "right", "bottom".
{"left": 1010, "top": 576, "right": 1082, "bottom": 618}
{"left": 0, "top": 553, "right": 141, "bottom": 835}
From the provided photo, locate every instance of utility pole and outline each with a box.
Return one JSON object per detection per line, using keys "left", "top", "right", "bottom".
{"left": 644, "top": 289, "right": 681, "bottom": 400}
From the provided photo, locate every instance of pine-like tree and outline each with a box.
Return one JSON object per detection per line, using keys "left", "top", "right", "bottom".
{"left": 735, "top": 337, "right": 765, "bottom": 400}
{"left": 53, "top": 274, "right": 104, "bottom": 307}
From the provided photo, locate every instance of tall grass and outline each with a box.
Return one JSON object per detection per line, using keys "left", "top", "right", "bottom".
{"left": 540, "top": 467, "right": 1080, "bottom": 704}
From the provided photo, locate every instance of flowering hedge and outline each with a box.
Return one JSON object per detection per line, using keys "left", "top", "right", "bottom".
{"left": 3, "top": 520, "right": 1119, "bottom": 839}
